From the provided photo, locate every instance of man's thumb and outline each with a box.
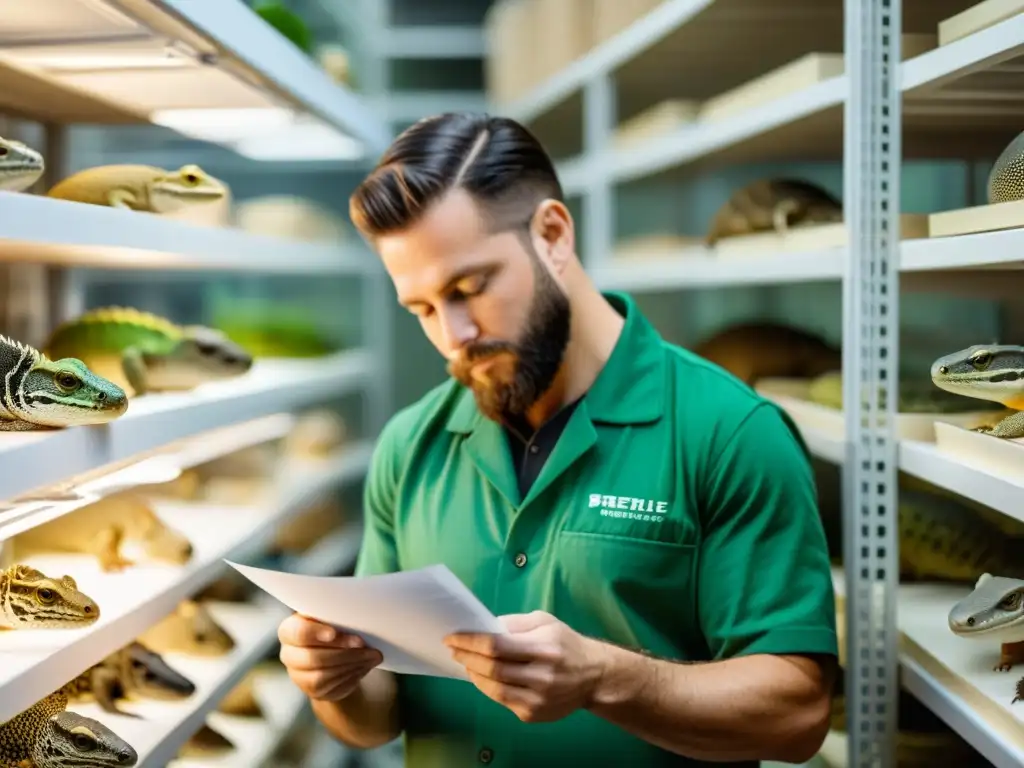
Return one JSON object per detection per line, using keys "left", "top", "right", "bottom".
{"left": 499, "top": 610, "right": 552, "bottom": 634}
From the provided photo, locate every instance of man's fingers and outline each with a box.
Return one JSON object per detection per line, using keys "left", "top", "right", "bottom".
{"left": 452, "top": 650, "right": 557, "bottom": 688}
{"left": 499, "top": 611, "right": 553, "bottom": 634}
{"left": 278, "top": 613, "right": 367, "bottom": 649}
{"left": 445, "top": 632, "right": 560, "bottom": 663}
{"left": 287, "top": 664, "right": 374, "bottom": 701}
{"left": 279, "top": 643, "right": 382, "bottom": 672}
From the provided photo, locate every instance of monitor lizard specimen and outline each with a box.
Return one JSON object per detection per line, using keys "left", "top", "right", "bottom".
{"left": 704, "top": 178, "right": 843, "bottom": 246}
{"left": 0, "top": 137, "right": 44, "bottom": 193}
{"left": 987, "top": 129, "right": 1024, "bottom": 204}
{"left": 948, "top": 573, "right": 1024, "bottom": 702}
{"left": 0, "top": 565, "right": 100, "bottom": 630}
{"left": 7, "top": 492, "right": 193, "bottom": 573}
{"left": 137, "top": 599, "right": 235, "bottom": 656}
{"left": 0, "top": 688, "right": 137, "bottom": 767}
{"left": 0, "top": 335, "right": 128, "bottom": 432}
{"left": 44, "top": 307, "right": 253, "bottom": 397}
{"left": 63, "top": 641, "right": 196, "bottom": 717}
{"left": 691, "top": 321, "right": 841, "bottom": 386}
{"left": 46, "top": 163, "right": 226, "bottom": 214}
{"left": 931, "top": 344, "right": 1024, "bottom": 438}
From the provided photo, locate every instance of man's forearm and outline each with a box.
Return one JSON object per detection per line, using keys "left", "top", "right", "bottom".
{"left": 311, "top": 668, "right": 401, "bottom": 750}
{"left": 586, "top": 642, "right": 833, "bottom": 763}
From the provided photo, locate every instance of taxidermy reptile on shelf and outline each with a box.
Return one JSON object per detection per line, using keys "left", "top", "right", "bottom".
{"left": 63, "top": 641, "right": 196, "bottom": 717}
{"left": 6, "top": 492, "right": 193, "bottom": 573}
{"left": 704, "top": 178, "right": 843, "bottom": 246}
{"left": 0, "top": 564, "right": 100, "bottom": 630}
{"left": 930, "top": 344, "right": 1024, "bottom": 438}
{"left": 137, "top": 599, "right": 236, "bottom": 656}
{"left": 0, "top": 688, "right": 138, "bottom": 768}
{"left": 0, "top": 137, "right": 44, "bottom": 193}
{"left": 691, "top": 321, "right": 841, "bottom": 386}
{"left": 45, "top": 163, "right": 226, "bottom": 213}
{"left": 44, "top": 307, "right": 253, "bottom": 397}
{"left": 948, "top": 573, "right": 1024, "bottom": 703}
{"left": 987, "top": 129, "right": 1024, "bottom": 204}
{"left": 178, "top": 723, "right": 234, "bottom": 758}
{"left": 0, "top": 335, "right": 128, "bottom": 432}
{"left": 808, "top": 368, "right": 1003, "bottom": 414}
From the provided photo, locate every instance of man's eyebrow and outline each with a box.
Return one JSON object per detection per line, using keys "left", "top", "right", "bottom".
{"left": 400, "top": 261, "right": 501, "bottom": 307}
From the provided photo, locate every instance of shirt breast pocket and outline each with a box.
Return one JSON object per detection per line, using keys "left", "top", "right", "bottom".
{"left": 550, "top": 529, "right": 697, "bottom": 655}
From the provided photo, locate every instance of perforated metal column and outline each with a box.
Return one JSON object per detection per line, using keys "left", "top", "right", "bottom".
{"left": 841, "top": 0, "right": 901, "bottom": 766}
{"left": 581, "top": 75, "right": 616, "bottom": 268}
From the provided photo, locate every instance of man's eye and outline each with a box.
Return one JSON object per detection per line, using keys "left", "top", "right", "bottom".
{"left": 455, "top": 277, "right": 486, "bottom": 296}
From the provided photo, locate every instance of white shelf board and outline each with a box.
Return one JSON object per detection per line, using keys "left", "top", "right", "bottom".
{"left": 0, "top": 450, "right": 369, "bottom": 722}
{"left": 0, "top": 349, "right": 373, "bottom": 503}
{"left": 901, "top": 227, "right": 1024, "bottom": 272}
{"left": 0, "top": 0, "right": 392, "bottom": 153}
{"left": 0, "top": 192, "right": 372, "bottom": 275}
{"left": 167, "top": 670, "right": 308, "bottom": 768}
{"left": 833, "top": 568, "right": 1024, "bottom": 768}
{"left": 501, "top": 0, "right": 714, "bottom": 126}
{"left": 590, "top": 249, "right": 845, "bottom": 291}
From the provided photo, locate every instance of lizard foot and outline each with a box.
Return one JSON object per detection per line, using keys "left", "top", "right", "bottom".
{"left": 972, "top": 424, "right": 994, "bottom": 433}
{"left": 996, "top": 660, "right": 1015, "bottom": 672}
{"left": 99, "top": 555, "right": 134, "bottom": 573}
{"left": 1014, "top": 677, "right": 1024, "bottom": 704}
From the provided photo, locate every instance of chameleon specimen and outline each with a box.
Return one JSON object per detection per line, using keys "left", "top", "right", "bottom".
{"left": 691, "top": 321, "right": 841, "bottom": 386}
{"left": 987, "top": 129, "right": 1024, "bottom": 204}
{"left": 0, "top": 565, "right": 100, "bottom": 630}
{"left": 44, "top": 307, "right": 253, "bottom": 397}
{"left": 63, "top": 641, "right": 196, "bottom": 717}
{"left": 0, "top": 688, "right": 137, "bottom": 768}
{"left": 0, "top": 137, "right": 44, "bottom": 193}
{"left": 46, "top": 164, "right": 226, "bottom": 214}
{"left": 137, "top": 599, "right": 235, "bottom": 657}
{"left": 931, "top": 344, "right": 1024, "bottom": 438}
{"left": 948, "top": 573, "right": 1024, "bottom": 701}
{"left": 0, "top": 335, "right": 127, "bottom": 432}
{"left": 704, "top": 178, "right": 843, "bottom": 246}
{"left": 7, "top": 492, "right": 193, "bottom": 573}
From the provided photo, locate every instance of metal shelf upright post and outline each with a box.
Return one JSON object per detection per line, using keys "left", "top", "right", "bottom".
{"left": 581, "top": 74, "right": 616, "bottom": 269}
{"left": 841, "top": 0, "right": 902, "bottom": 765}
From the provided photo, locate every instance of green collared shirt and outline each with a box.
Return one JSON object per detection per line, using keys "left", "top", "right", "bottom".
{"left": 356, "top": 292, "right": 837, "bottom": 767}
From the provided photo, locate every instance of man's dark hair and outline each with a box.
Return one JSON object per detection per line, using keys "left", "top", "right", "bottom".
{"left": 349, "top": 112, "right": 564, "bottom": 240}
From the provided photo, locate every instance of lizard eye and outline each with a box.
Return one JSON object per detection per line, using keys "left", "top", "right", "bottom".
{"left": 36, "top": 588, "right": 55, "bottom": 605}
{"left": 183, "top": 173, "right": 199, "bottom": 185}
{"left": 0, "top": 148, "right": 7, "bottom": 157}
{"left": 999, "top": 593, "right": 1021, "bottom": 610}
{"left": 73, "top": 734, "right": 97, "bottom": 751}
{"left": 54, "top": 372, "right": 81, "bottom": 392}
{"left": 970, "top": 352, "right": 993, "bottom": 369}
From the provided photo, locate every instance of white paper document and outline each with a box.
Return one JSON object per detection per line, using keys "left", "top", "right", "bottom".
{"left": 224, "top": 560, "right": 505, "bottom": 680}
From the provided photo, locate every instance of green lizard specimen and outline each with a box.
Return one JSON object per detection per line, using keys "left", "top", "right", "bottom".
{"left": 0, "top": 565, "right": 99, "bottom": 630}
{"left": 931, "top": 344, "right": 1024, "bottom": 438}
{"left": 8, "top": 492, "right": 193, "bottom": 573}
{"left": 44, "top": 307, "right": 253, "bottom": 397}
{"left": 987, "top": 129, "right": 1024, "bottom": 204}
{"left": 0, "top": 688, "right": 137, "bottom": 767}
{"left": 948, "top": 573, "right": 1024, "bottom": 701}
{"left": 63, "top": 641, "right": 196, "bottom": 717}
{"left": 0, "top": 335, "right": 127, "bottom": 432}
{"left": 46, "top": 164, "right": 226, "bottom": 214}
{"left": 0, "top": 137, "right": 44, "bottom": 193}
{"left": 704, "top": 178, "right": 843, "bottom": 246}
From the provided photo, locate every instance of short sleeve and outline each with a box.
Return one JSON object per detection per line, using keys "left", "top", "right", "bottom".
{"left": 354, "top": 416, "right": 404, "bottom": 578}
{"left": 697, "top": 401, "right": 838, "bottom": 660}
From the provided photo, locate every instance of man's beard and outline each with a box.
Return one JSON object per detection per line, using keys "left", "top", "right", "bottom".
{"left": 447, "top": 259, "right": 570, "bottom": 423}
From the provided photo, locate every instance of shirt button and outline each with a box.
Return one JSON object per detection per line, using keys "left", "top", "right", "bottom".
{"left": 528, "top": 444, "right": 540, "bottom": 454}
{"left": 514, "top": 552, "right": 528, "bottom": 568}
{"left": 479, "top": 746, "right": 494, "bottom": 763}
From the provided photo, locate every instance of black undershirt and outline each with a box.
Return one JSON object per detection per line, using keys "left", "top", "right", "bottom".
{"left": 502, "top": 398, "right": 583, "bottom": 500}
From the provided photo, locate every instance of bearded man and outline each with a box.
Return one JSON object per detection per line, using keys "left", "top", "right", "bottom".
{"left": 276, "top": 112, "right": 838, "bottom": 768}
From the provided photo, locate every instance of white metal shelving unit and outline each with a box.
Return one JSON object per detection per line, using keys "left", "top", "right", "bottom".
{"left": 0, "top": 0, "right": 391, "bottom": 763}
{"left": 488, "top": 1, "right": 1024, "bottom": 766}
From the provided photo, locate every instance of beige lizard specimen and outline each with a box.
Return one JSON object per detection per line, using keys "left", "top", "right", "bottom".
{"left": 8, "top": 492, "right": 193, "bottom": 573}
{"left": 137, "top": 599, "right": 235, "bottom": 656}
{"left": 0, "top": 137, "right": 44, "bottom": 193}
{"left": 46, "top": 164, "right": 226, "bottom": 214}
{"left": 0, "top": 688, "right": 137, "bottom": 767}
{"left": 705, "top": 178, "right": 843, "bottom": 246}
{"left": 217, "top": 670, "right": 264, "bottom": 718}
{"left": 178, "top": 723, "right": 233, "bottom": 758}
{"left": 0, "top": 565, "right": 99, "bottom": 630}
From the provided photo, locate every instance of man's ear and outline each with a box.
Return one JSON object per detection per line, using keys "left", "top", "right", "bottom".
{"left": 530, "top": 199, "right": 574, "bottom": 276}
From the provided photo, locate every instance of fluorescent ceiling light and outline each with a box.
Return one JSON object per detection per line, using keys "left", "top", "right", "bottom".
{"left": 231, "top": 119, "right": 365, "bottom": 162}
{"left": 151, "top": 107, "right": 296, "bottom": 143}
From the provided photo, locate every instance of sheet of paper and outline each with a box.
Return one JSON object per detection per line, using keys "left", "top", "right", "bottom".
{"left": 224, "top": 560, "right": 505, "bottom": 680}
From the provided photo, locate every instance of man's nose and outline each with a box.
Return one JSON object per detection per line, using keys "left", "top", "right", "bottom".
{"left": 440, "top": 309, "right": 479, "bottom": 353}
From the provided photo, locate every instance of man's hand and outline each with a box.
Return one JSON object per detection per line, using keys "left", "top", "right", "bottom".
{"left": 278, "top": 613, "right": 383, "bottom": 702}
{"left": 444, "top": 610, "right": 608, "bottom": 723}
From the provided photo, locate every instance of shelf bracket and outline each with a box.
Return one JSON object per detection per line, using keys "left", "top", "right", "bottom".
{"left": 842, "top": 0, "right": 902, "bottom": 766}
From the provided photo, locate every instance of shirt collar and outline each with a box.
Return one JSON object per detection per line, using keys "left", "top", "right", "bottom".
{"left": 445, "top": 291, "right": 666, "bottom": 433}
